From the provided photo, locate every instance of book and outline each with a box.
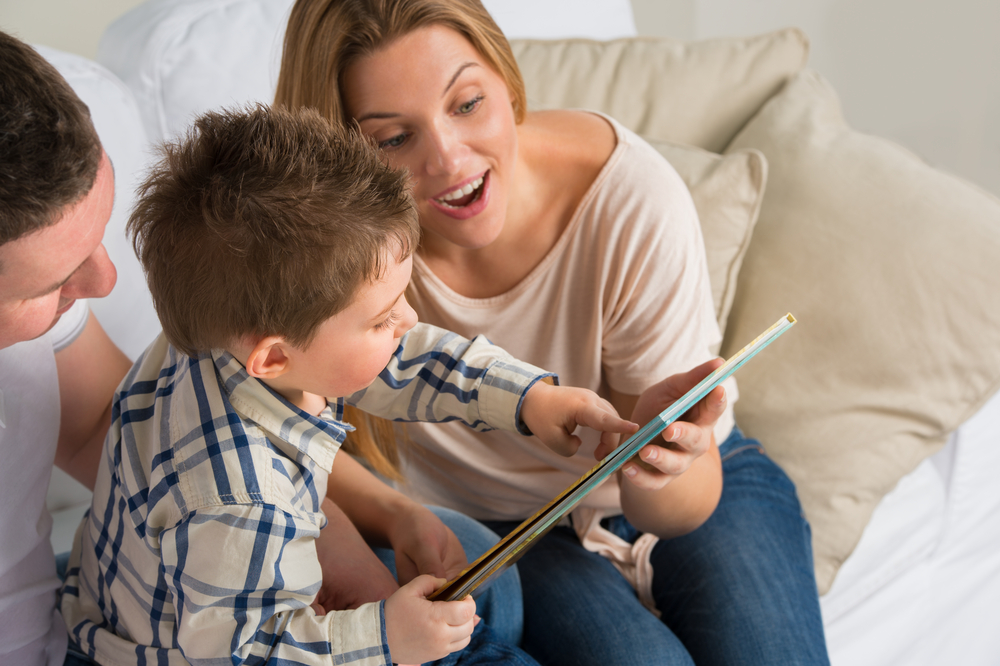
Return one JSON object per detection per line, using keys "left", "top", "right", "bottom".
{"left": 429, "top": 313, "right": 797, "bottom": 602}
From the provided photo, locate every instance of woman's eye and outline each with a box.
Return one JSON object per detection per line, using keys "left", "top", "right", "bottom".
{"left": 458, "top": 94, "right": 484, "bottom": 115}
{"left": 379, "top": 133, "right": 408, "bottom": 150}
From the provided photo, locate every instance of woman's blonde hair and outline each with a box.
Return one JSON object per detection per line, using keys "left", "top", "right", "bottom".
{"left": 276, "top": 0, "right": 525, "bottom": 478}
{"left": 275, "top": 0, "right": 526, "bottom": 126}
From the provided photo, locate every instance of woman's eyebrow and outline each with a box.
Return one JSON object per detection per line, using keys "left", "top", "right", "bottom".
{"left": 443, "top": 62, "right": 479, "bottom": 96}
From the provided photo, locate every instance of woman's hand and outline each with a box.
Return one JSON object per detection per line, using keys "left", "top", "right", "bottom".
{"left": 386, "top": 502, "right": 469, "bottom": 585}
{"left": 599, "top": 358, "right": 726, "bottom": 491}
{"left": 605, "top": 358, "right": 726, "bottom": 537}
{"left": 520, "top": 382, "right": 639, "bottom": 457}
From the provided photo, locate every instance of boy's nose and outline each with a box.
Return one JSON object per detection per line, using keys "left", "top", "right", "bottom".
{"left": 396, "top": 299, "right": 419, "bottom": 337}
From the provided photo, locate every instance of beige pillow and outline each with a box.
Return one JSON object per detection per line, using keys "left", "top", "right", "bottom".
{"left": 511, "top": 28, "right": 809, "bottom": 153}
{"left": 645, "top": 139, "right": 767, "bottom": 338}
{"left": 724, "top": 70, "right": 1000, "bottom": 593}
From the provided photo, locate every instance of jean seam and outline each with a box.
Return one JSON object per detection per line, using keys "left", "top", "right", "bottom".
{"left": 720, "top": 442, "right": 765, "bottom": 462}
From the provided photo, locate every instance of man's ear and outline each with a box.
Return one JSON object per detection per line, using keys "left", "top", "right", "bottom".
{"left": 245, "top": 336, "right": 292, "bottom": 379}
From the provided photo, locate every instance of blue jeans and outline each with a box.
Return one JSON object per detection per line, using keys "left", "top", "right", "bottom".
{"left": 485, "top": 427, "right": 830, "bottom": 666}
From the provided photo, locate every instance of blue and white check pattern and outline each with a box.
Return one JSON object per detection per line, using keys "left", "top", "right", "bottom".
{"left": 61, "top": 323, "right": 552, "bottom": 666}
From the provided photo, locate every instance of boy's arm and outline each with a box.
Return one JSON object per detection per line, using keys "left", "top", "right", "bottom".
{"left": 348, "top": 322, "right": 553, "bottom": 434}
{"left": 349, "top": 322, "right": 637, "bottom": 459}
{"left": 159, "top": 504, "right": 391, "bottom": 666}
{"left": 54, "top": 312, "right": 132, "bottom": 489}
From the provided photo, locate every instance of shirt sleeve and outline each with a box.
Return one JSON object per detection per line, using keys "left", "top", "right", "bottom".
{"left": 347, "top": 322, "right": 555, "bottom": 435}
{"left": 48, "top": 299, "right": 90, "bottom": 352}
{"left": 159, "top": 503, "right": 391, "bottom": 666}
{"left": 598, "top": 134, "right": 723, "bottom": 395}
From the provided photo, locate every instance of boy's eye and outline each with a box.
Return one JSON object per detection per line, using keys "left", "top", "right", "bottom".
{"left": 458, "top": 94, "right": 484, "bottom": 115}
{"left": 379, "top": 133, "right": 408, "bottom": 150}
{"left": 374, "top": 310, "right": 399, "bottom": 331}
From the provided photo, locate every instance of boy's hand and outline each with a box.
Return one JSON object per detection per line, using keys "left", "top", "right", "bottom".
{"left": 384, "top": 575, "right": 477, "bottom": 665}
{"left": 598, "top": 358, "right": 726, "bottom": 491}
{"left": 521, "top": 382, "right": 638, "bottom": 457}
{"left": 388, "top": 503, "right": 468, "bottom": 584}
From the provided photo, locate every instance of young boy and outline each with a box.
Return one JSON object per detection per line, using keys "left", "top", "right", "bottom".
{"left": 60, "top": 105, "right": 636, "bottom": 666}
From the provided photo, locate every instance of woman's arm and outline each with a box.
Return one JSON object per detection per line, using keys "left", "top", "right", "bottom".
{"left": 604, "top": 359, "right": 726, "bottom": 538}
{"left": 326, "top": 452, "right": 469, "bottom": 583}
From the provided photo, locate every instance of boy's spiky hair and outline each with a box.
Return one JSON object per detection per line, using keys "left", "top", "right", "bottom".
{"left": 128, "top": 104, "right": 419, "bottom": 357}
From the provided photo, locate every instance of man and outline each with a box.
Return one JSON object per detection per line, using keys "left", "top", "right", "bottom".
{"left": 0, "top": 29, "right": 133, "bottom": 666}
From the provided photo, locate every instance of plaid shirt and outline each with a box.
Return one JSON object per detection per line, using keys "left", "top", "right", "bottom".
{"left": 60, "top": 323, "right": 551, "bottom": 666}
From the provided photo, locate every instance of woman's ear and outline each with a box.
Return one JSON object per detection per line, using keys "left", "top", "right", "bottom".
{"left": 245, "top": 336, "right": 292, "bottom": 379}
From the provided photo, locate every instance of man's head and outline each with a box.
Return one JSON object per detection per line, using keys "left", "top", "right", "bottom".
{"left": 0, "top": 31, "right": 116, "bottom": 348}
{"left": 128, "top": 104, "right": 420, "bottom": 363}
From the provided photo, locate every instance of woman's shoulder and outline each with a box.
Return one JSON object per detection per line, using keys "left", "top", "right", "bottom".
{"left": 522, "top": 109, "right": 616, "bottom": 175}
{"left": 529, "top": 110, "right": 684, "bottom": 185}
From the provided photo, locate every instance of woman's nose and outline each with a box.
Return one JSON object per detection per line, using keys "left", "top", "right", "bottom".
{"left": 63, "top": 244, "right": 117, "bottom": 300}
{"left": 423, "top": 124, "right": 464, "bottom": 177}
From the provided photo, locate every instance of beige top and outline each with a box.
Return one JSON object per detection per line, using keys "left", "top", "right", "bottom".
{"left": 401, "top": 115, "right": 736, "bottom": 521}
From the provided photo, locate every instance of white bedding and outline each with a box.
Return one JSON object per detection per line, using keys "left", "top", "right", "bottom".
{"left": 822, "top": 388, "right": 1000, "bottom": 665}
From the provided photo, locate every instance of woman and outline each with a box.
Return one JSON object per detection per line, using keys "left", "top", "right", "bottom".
{"left": 275, "top": 1, "right": 829, "bottom": 664}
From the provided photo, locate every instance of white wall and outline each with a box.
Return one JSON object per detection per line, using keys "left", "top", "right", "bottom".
{"left": 633, "top": 0, "right": 1000, "bottom": 198}
{"left": 0, "top": 0, "right": 146, "bottom": 59}
{"left": 3, "top": 0, "right": 999, "bottom": 197}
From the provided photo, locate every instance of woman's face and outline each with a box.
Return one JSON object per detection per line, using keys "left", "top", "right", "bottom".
{"left": 341, "top": 24, "right": 519, "bottom": 253}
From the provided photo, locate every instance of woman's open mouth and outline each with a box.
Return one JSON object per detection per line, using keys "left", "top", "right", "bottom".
{"left": 429, "top": 172, "right": 491, "bottom": 219}
{"left": 435, "top": 175, "right": 485, "bottom": 208}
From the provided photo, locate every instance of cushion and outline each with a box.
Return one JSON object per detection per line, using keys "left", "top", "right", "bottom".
{"left": 724, "top": 69, "right": 1000, "bottom": 593}
{"left": 645, "top": 139, "right": 767, "bottom": 338}
{"left": 511, "top": 28, "right": 809, "bottom": 153}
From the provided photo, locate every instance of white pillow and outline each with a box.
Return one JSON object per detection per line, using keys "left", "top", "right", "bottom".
{"left": 97, "top": 0, "right": 637, "bottom": 144}
{"left": 36, "top": 46, "right": 161, "bottom": 362}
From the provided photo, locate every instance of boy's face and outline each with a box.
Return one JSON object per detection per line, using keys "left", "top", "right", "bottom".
{"left": 282, "top": 252, "right": 419, "bottom": 403}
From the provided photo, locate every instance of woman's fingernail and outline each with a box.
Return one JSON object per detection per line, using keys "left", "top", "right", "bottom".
{"left": 623, "top": 465, "right": 638, "bottom": 478}
{"left": 643, "top": 447, "right": 658, "bottom": 462}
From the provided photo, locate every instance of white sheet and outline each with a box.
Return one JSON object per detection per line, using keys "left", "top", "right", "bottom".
{"left": 822, "top": 389, "right": 1000, "bottom": 665}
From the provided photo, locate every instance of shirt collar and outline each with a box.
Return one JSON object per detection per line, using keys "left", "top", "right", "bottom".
{"left": 208, "top": 349, "right": 354, "bottom": 473}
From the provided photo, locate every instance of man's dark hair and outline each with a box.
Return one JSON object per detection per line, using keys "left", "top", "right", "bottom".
{"left": 0, "top": 30, "right": 102, "bottom": 245}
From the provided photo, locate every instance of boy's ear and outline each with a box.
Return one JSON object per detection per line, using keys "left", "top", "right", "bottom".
{"left": 245, "top": 336, "right": 292, "bottom": 379}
